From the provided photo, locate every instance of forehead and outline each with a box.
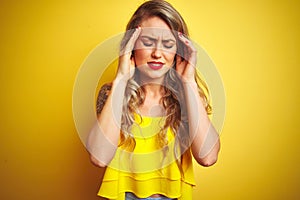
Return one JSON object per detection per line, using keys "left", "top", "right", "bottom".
{"left": 140, "top": 16, "right": 175, "bottom": 39}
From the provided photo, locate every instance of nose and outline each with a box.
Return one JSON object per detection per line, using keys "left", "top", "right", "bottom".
{"left": 151, "top": 46, "right": 162, "bottom": 59}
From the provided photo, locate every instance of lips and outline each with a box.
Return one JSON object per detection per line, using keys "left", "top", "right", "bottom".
{"left": 147, "top": 61, "right": 164, "bottom": 70}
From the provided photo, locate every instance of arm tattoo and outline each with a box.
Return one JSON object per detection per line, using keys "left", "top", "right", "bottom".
{"left": 96, "top": 83, "right": 112, "bottom": 115}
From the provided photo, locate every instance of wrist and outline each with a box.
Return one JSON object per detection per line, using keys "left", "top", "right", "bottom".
{"left": 182, "top": 80, "right": 198, "bottom": 91}
{"left": 114, "top": 74, "right": 129, "bottom": 84}
{"left": 182, "top": 79, "right": 197, "bottom": 85}
{"left": 112, "top": 76, "right": 128, "bottom": 90}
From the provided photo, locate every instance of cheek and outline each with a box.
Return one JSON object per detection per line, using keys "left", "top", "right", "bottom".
{"left": 134, "top": 49, "right": 151, "bottom": 65}
{"left": 164, "top": 46, "right": 177, "bottom": 63}
{"left": 165, "top": 52, "right": 176, "bottom": 63}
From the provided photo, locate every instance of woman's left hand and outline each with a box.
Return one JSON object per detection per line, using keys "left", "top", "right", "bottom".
{"left": 176, "top": 32, "right": 197, "bottom": 82}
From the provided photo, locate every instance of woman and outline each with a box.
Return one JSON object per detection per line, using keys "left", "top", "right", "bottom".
{"left": 87, "top": 0, "right": 220, "bottom": 199}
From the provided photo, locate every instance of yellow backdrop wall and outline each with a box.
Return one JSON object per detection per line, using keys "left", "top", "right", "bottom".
{"left": 0, "top": 0, "right": 299, "bottom": 199}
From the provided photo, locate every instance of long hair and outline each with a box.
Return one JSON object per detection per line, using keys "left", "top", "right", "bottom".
{"left": 119, "top": 0, "right": 211, "bottom": 172}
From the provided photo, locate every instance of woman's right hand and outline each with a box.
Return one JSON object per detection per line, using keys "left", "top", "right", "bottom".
{"left": 116, "top": 27, "right": 141, "bottom": 82}
{"left": 87, "top": 27, "right": 142, "bottom": 168}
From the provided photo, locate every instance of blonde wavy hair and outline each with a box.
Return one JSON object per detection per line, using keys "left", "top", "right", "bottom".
{"left": 98, "top": 0, "right": 211, "bottom": 173}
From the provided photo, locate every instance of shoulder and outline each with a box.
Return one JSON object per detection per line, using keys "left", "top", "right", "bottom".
{"left": 96, "top": 83, "right": 112, "bottom": 115}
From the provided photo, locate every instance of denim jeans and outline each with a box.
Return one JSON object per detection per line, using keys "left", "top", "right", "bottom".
{"left": 125, "top": 192, "right": 176, "bottom": 200}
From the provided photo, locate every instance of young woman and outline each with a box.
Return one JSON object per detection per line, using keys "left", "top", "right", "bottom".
{"left": 87, "top": 0, "right": 220, "bottom": 199}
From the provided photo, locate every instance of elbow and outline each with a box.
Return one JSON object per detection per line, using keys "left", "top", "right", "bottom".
{"left": 90, "top": 154, "right": 107, "bottom": 168}
{"left": 195, "top": 155, "right": 218, "bottom": 167}
{"left": 194, "top": 136, "right": 221, "bottom": 167}
{"left": 193, "top": 143, "right": 220, "bottom": 167}
{"left": 86, "top": 125, "right": 115, "bottom": 168}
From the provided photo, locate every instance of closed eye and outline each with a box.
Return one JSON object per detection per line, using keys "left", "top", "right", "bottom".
{"left": 163, "top": 43, "right": 175, "bottom": 49}
{"left": 142, "top": 41, "right": 154, "bottom": 47}
{"left": 140, "top": 37, "right": 154, "bottom": 47}
{"left": 140, "top": 36, "right": 176, "bottom": 49}
{"left": 163, "top": 41, "right": 175, "bottom": 49}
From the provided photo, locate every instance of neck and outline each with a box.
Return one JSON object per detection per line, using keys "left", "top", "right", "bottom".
{"left": 139, "top": 82, "right": 166, "bottom": 117}
{"left": 137, "top": 75, "right": 166, "bottom": 117}
{"left": 142, "top": 83, "right": 164, "bottom": 97}
{"left": 138, "top": 75, "right": 165, "bottom": 97}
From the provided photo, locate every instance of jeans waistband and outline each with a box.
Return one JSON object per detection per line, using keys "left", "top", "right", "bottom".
{"left": 125, "top": 192, "right": 176, "bottom": 200}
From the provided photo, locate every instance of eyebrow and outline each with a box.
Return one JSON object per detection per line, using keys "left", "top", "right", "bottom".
{"left": 140, "top": 35, "right": 176, "bottom": 43}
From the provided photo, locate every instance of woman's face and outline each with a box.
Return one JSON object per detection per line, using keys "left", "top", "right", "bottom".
{"left": 133, "top": 16, "right": 177, "bottom": 83}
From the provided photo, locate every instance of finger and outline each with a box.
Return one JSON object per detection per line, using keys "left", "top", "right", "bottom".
{"left": 123, "top": 26, "right": 141, "bottom": 55}
{"left": 178, "top": 32, "right": 196, "bottom": 52}
{"left": 178, "top": 32, "right": 197, "bottom": 66}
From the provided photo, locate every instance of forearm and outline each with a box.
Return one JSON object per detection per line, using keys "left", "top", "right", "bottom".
{"left": 87, "top": 77, "right": 127, "bottom": 167}
{"left": 183, "top": 81, "right": 220, "bottom": 166}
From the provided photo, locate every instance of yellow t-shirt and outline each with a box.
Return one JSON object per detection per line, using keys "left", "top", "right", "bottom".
{"left": 98, "top": 114, "right": 195, "bottom": 199}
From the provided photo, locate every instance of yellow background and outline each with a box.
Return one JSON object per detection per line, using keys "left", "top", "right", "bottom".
{"left": 0, "top": 0, "right": 299, "bottom": 199}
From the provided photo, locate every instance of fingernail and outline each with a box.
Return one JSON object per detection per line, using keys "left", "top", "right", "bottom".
{"left": 136, "top": 25, "right": 141, "bottom": 30}
{"left": 185, "top": 41, "right": 189, "bottom": 44}
{"left": 178, "top": 32, "right": 183, "bottom": 37}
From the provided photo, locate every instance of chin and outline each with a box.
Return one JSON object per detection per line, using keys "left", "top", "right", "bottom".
{"left": 138, "top": 68, "right": 170, "bottom": 83}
